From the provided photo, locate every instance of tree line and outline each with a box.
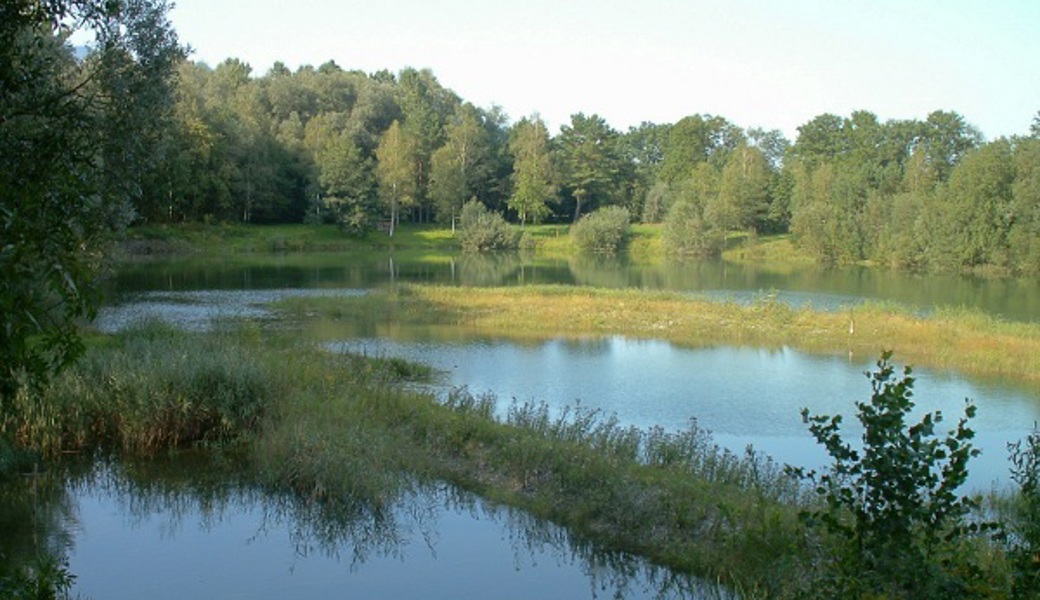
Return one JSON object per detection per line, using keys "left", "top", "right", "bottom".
{"left": 146, "top": 58, "right": 1040, "bottom": 273}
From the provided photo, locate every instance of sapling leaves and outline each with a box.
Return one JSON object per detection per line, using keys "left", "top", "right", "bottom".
{"left": 789, "top": 352, "right": 991, "bottom": 598}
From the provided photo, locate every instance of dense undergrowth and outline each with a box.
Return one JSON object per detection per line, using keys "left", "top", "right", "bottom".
{"left": 2, "top": 321, "right": 1038, "bottom": 597}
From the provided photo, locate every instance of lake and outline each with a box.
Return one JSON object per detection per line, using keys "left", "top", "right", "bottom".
{"left": 14, "top": 251, "right": 1040, "bottom": 597}
{"left": 2, "top": 458, "right": 715, "bottom": 599}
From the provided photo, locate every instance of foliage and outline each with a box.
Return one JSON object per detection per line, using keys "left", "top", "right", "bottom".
{"left": 0, "top": 0, "right": 184, "bottom": 406}
{"left": 455, "top": 201, "right": 519, "bottom": 253}
{"left": 663, "top": 200, "right": 725, "bottom": 258}
{"left": 571, "top": 206, "right": 631, "bottom": 255}
{"left": 6, "top": 322, "right": 271, "bottom": 455}
{"left": 790, "top": 352, "right": 996, "bottom": 598}
{"left": 317, "top": 133, "right": 377, "bottom": 234}
{"left": 555, "top": 113, "right": 625, "bottom": 222}
{"left": 375, "top": 120, "right": 418, "bottom": 235}
{"left": 75, "top": 36, "right": 1040, "bottom": 276}
{"left": 0, "top": 554, "right": 76, "bottom": 600}
{"left": 507, "top": 116, "right": 556, "bottom": 226}
{"left": 1006, "top": 427, "right": 1040, "bottom": 598}
{"left": 429, "top": 104, "right": 496, "bottom": 227}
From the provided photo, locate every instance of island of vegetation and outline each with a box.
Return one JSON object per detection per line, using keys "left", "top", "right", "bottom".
{"left": 2, "top": 1, "right": 1040, "bottom": 598}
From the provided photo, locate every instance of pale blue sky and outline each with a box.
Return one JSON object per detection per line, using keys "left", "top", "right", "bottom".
{"left": 169, "top": 0, "right": 1038, "bottom": 139}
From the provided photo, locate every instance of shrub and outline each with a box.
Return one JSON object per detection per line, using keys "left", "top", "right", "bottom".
{"left": 571, "top": 206, "right": 631, "bottom": 255}
{"left": 789, "top": 352, "right": 997, "bottom": 598}
{"left": 1007, "top": 427, "right": 1040, "bottom": 598}
{"left": 662, "top": 200, "right": 725, "bottom": 258}
{"left": 455, "top": 201, "right": 519, "bottom": 253}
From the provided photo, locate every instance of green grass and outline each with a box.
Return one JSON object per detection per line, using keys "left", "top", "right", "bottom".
{"left": 123, "top": 222, "right": 462, "bottom": 255}
{"left": 121, "top": 222, "right": 819, "bottom": 271}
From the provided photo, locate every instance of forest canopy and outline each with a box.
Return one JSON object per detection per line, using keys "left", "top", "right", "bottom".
{"left": 136, "top": 56, "right": 1040, "bottom": 274}
{"left": 4, "top": 2, "right": 1040, "bottom": 283}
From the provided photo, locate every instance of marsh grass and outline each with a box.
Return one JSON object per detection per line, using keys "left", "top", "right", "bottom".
{"left": 6, "top": 321, "right": 273, "bottom": 455}
{"left": 279, "top": 284, "right": 1040, "bottom": 387}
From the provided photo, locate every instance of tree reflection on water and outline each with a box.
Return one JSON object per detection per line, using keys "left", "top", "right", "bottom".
{"left": 1, "top": 454, "right": 732, "bottom": 599}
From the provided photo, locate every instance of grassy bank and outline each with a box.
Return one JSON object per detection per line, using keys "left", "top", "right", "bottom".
{"left": 278, "top": 284, "right": 1040, "bottom": 389}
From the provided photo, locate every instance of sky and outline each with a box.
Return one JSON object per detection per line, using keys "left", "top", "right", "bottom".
{"left": 167, "top": 0, "right": 1039, "bottom": 140}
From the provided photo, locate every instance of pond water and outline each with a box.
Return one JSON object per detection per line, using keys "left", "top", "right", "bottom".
{"left": 327, "top": 335, "right": 1038, "bottom": 492}
{"left": 19, "top": 251, "right": 1040, "bottom": 597}
{"left": 1, "top": 460, "right": 713, "bottom": 599}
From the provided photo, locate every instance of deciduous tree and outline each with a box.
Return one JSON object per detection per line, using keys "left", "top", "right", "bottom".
{"left": 376, "top": 120, "right": 418, "bottom": 235}
{"left": 507, "top": 116, "right": 556, "bottom": 226}
{"left": 0, "top": 0, "right": 184, "bottom": 402}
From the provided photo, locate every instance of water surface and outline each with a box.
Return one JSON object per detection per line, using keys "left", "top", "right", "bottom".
{"left": 5, "top": 461, "right": 716, "bottom": 599}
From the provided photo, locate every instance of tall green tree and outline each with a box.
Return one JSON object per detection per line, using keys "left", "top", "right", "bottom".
{"left": 713, "top": 141, "right": 773, "bottom": 231}
{"left": 920, "top": 110, "right": 983, "bottom": 182}
{"left": 318, "top": 132, "right": 376, "bottom": 233}
{"left": 375, "top": 120, "right": 418, "bottom": 235}
{"left": 556, "top": 113, "right": 622, "bottom": 222}
{"left": 619, "top": 121, "right": 670, "bottom": 221}
{"left": 507, "top": 116, "right": 556, "bottom": 226}
{"left": 1008, "top": 136, "right": 1040, "bottom": 273}
{"left": 397, "top": 68, "right": 458, "bottom": 222}
{"left": 932, "top": 139, "right": 1015, "bottom": 269}
{"left": 658, "top": 114, "right": 743, "bottom": 184}
{"left": 430, "top": 105, "right": 493, "bottom": 229}
{"left": 662, "top": 162, "right": 725, "bottom": 257}
{"left": 0, "top": 0, "right": 183, "bottom": 401}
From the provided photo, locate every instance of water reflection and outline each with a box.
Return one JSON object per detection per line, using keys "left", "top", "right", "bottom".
{"left": 106, "top": 252, "right": 1040, "bottom": 322}
{"left": 1, "top": 456, "right": 728, "bottom": 599}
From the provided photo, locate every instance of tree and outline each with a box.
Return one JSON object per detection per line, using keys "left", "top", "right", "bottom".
{"left": 507, "top": 116, "right": 556, "bottom": 227}
{"left": 430, "top": 105, "right": 492, "bottom": 229}
{"left": 375, "top": 120, "right": 418, "bottom": 235}
{"left": 571, "top": 206, "right": 631, "bottom": 255}
{"left": 1008, "top": 136, "right": 1040, "bottom": 273}
{"left": 658, "top": 114, "right": 743, "bottom": 184}
{"left": 456, "top": 200, "right": 518, "bottom": 252}
{"left": 920, "top": 110, "right": 983, "bottom": 182}
{"left": 713, "top": 142, "right": 773, "bottom": 232}
{"left": 0, "top": 0, "right": 184, "bottom": 402}
{"left": 789, "top": 113, "right": 849, "bottom": 168}
{"left": 397, "top": 67, "right": 458, "bottom": 221}
{"left": 662, "top": 163, "right": 725, "bottom": 258}
{"left": 557, "top": 113, "right": 622, "bottom": 222}
{"left": 318, "top": 133, "right": 376, "bottom": 233}
{"left": 932, "top": 139, "right": 1015, "bottom": 269}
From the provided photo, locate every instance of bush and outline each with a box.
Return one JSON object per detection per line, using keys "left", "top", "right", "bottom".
{"left": 789, "top": 352, "right": 997, "bottom": 598}
{"left": 662, "top": 200, "right": 725, "bottom": 258}
{"left": 1007, "top": 427, "right": 1040, "bottom": 598}
{"left": 571, "top": 206, "right": 631, "bottom": 255}
{"left": 456, "top": 201, "right": 519, "bottom": 253}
